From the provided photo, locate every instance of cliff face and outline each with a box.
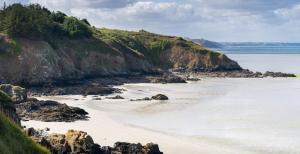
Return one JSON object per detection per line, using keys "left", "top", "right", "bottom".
{"left": 0, "top": 29, "right": 241, "bottom": 85}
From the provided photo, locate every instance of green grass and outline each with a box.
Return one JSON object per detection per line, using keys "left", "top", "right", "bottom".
{"left": 0, "top": 90, "right": 50, "bottom": 154}
{"left": 0, "top": 112, "right": 50, "bottom": 154}
{"left": 0, "top": 90, "right": 13, "bottom": 109}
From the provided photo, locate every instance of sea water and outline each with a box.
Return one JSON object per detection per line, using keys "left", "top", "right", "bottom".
{"left": 104, "top": 54, "right": 300, "bottom": 154}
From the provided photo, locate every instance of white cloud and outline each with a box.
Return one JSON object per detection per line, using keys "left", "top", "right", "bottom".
{"left": 3, "top": 0, "right": 300, "bottom": 42}
{"left": 275, "top": 3, "right": 300, "bottom": 20}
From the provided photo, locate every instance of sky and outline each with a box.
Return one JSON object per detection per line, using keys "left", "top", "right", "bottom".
{"left": 1, "top": 0, "right": 300, "bottom": 42}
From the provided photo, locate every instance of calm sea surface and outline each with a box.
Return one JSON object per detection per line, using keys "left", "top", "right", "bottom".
{"left": 110, "top": 52, "right": 300, "bottom": 154}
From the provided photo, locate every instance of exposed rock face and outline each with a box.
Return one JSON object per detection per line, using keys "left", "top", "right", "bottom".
{"left": 27, "top": 129, "right": 163, "bottom": 154}
{"left": 151, "top": 94, "right": 169, "bottom": 100}
{"left": 15, "top": 99, "right": 88, "bottom": 122}
{"left": 0, "top": 32, "right": 241, "bottom": 86}
{"left": 0, "top": 84, "right": 27, "bottom": 103}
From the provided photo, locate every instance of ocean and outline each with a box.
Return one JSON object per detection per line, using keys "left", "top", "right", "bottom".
{"left": 215, "top": 43, "right": 300, "bottom": 54}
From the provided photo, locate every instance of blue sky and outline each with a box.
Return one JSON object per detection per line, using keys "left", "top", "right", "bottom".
{"left": 1, "top": 0, "right": 300, "bottom": 42}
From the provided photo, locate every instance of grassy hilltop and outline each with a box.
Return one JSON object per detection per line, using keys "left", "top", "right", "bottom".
{"left": 0, "top": 3, "right": 241, "bottom": 85}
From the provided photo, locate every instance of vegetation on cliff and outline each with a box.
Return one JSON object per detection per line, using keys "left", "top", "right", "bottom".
{"left": 0, "top": 90, "right": 49, "bottom": 154}
{"left": 0, "top": 3, "right": 241, "bottom": 85}
{"left": 0, "top": 3, "right": 91, "bottom": 39}
{"left": 0, "top": 112, "right": 49, "bottom": 154}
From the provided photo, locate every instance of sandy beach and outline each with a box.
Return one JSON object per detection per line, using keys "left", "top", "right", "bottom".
{"left": 22, "top": 95, "right": 257, "bottom": 154}
{"left": 22, "top": 77, "right": 300, "bottom": 154}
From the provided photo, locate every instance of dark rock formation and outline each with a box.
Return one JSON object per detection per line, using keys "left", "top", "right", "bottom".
{"left": 15, "top": 99, "right": 88, "bottom": 122}
{"left": 102, "top": 142, "right": 163, "bottom": 154}
{"left": 106, "top": 95, "right": 125, "bottom": 99}
{"left": 130, "top": 97, "right": 152, "bottom": 101}
{"left": 183, "top": 69, "right": 296, "bottom": 78}
{"left": 27, "top": 129, "right": 163, "bottom": 154}
{"left": 263, "top": 71, "right": 296, "bottom": 77}
{"left": 28, "top": 84, "right": 118, "bottom": 96}
{"left": 151, "top": 94, "right": 169, "bottom": 100}
{"left": 147, "top": 74, "right": 186, "bottom": 83}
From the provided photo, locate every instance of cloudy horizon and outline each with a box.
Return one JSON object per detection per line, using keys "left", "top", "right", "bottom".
{"left": 1, "top": 0, "right": 300, "bottom": 42}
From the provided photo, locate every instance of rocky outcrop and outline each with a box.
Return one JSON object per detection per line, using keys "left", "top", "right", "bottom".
{"left": 102, "top": 142, "right": 163, "bottom": 154}
{"left": 16, "top": 99, "right": 88, "bottom": 122}
{"left": 27, "top": 129, "right": 163, "bottom": 154}
{"left": 106, "top": 95, "right": 125, "bottom": 99}
{"left": 151, "top": 94, "right": 169, "bottom": 100}
{"left": 130, "top": 94, "right": 169, "bottom": 101}
{"left": 147, "top": 74, "right": 186, "bottom": 83}
{"left": 0, "top": 84, "right": 27, "bottom": 103}
{"left": 181, "top": 69, "right": 296, "bottom": 78}
{"left": 263, "top": 71, "right": 296, "bottom": 78}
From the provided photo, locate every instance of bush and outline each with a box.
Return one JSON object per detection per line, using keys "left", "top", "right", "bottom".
{"left": 0, "top": 4, "right": 92, "bottom": 40}
{"left": 50, "top": 11, "right": 66, "bottom": 23}
{"left": 63, "top": 17, "right": 92, "bottom": 38}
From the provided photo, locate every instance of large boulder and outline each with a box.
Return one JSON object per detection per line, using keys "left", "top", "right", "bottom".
{"left": 151, "top": 94, "right": 169, "bottom": 100}
{"left": 0, "top": 84, "right": 27, "bottom": 103}
{"left": 65, "top": 130, "right": 95, "bottom": 153}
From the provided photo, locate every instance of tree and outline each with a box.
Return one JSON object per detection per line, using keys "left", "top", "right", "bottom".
{"left": 50, "top": 11, "right": 66, "bottom": 23}
{"left": 63, "top": 17, "right": 92, "bottom": 38}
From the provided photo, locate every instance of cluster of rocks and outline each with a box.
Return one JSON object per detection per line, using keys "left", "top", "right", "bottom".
{"left": 29, "top": 84, "right": 119, "bottom": 97}
{"left": 26, "top": 128, "right": 163, "bottom": 154}
{"left": 181, "top": 69, "right": 296, "bottom": 78}
{"left": 131, "top": 94, "right": 169, "bottom": 101}
{"left": 147, "top": 74, "right": 187, "bottom": 83}
{"left": 106, "top": 95, "right": 125, "bottom": 99}
{"left": 263, "top": 71, "right": 296, "bottom": 78}
{"left": 16, "top": 99, "right": 89, "bottom": 122}
{"left": 0, "top": 84, "right": 89, "bottom": 122}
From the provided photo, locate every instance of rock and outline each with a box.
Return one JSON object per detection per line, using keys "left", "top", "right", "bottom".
{"left": 106, "top": 95, "right": 125, "bottom": 99}
{"left": 130, "top": 97, "right": 151, "bottom": 101}
{"left": 186, "top": 75, "right": 201, "bottom": 81}
{"left": 148, "top": 74, "right": 187, "bottom": 83}
{"left": 15, "top": 100, "right": 89, "bottom": 122}
{"left": 151, "top": 94, "right": 169, "bottom": 100}
{"left": 27, "top": 128, "right": 164, "bottom": 154}
{"left": 144, "top": 143, "right": 163, "bottom": 154}
{"left": 263, "top": 71, "right": 296, "bottom": 77}
{"left": 0, "top": 84, "right": 27, "bottom": 103}
{"left": 65, "top": 130, "right": 95, "bottom": 153}
{"left": 103, "top": 142, "right": 163, "bottom": 154}
{"left": 92, "top": 98, "right": 102, "bottom": 101}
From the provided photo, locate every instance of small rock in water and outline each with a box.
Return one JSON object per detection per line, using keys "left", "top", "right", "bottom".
{"left": 93, "top": 98, "right": 102, "bottom": 100}
{"left": 151, "top": 94, "right": 169, "bottom": 100}
{"left": 106, "top": 95, "right": 125, "bottom": 99}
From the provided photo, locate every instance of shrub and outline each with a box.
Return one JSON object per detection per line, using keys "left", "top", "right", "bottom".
{"left": 63, "top": 17, "right": 92, "bottom": 38}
